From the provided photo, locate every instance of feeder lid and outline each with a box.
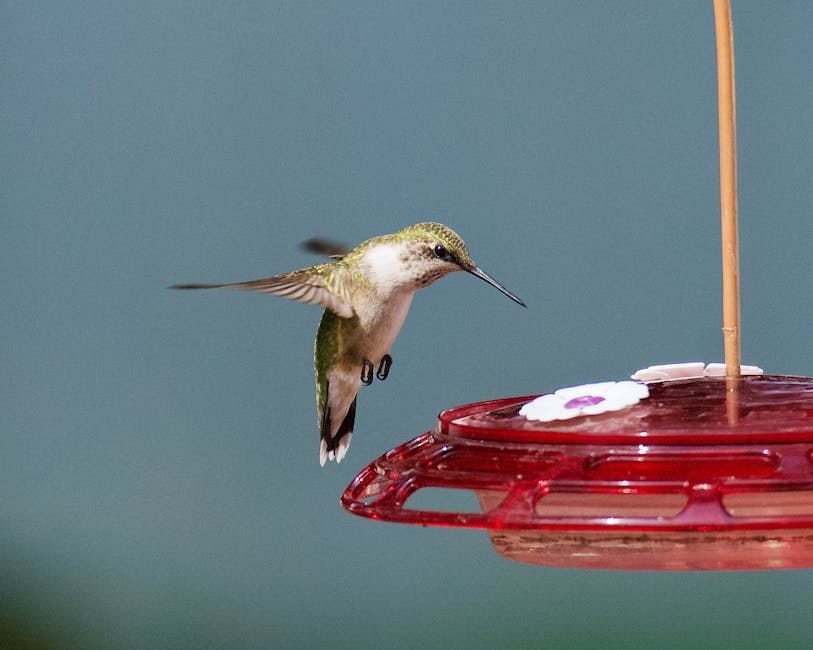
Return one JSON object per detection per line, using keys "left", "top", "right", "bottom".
{"left": 440, "top": 375, "right": 813, "bottom": 445}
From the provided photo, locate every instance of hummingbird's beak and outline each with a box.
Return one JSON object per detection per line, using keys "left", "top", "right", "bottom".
{"left": 465, "top": 265, "right": 527, "bottom": 307}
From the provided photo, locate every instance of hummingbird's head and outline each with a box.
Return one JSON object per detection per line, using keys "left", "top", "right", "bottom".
{"left": 396, "top": 222, "right": 526, "bottom": 307}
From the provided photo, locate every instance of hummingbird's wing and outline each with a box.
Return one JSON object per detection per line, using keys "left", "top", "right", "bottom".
{"left": 300, "top": 237, "right": 350, "bottom": 260}
{"left": 171, "top": 264, "right": 357, "bottom": 318}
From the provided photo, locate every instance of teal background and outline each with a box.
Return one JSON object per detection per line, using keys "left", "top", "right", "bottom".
{"left": 4, "top": 2, "right": 813, "bottom": 648}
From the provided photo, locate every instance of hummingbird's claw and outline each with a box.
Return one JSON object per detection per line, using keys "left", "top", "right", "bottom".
{"left": 376, "top": 354, "right": 392, "bottom": 381}
{"left": 361, "top": 359, "right": 374, "bottom": 386}
{"left": 361, "top": 356, "right": 391, "bottom": 384}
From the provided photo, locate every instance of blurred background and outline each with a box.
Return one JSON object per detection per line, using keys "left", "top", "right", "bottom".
{"left": 3, "top": 2, "right": 813, "bottom": 648}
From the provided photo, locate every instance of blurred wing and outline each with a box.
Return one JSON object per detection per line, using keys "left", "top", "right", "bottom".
{"left": 171, "top": 264, "right": 356, "bottom": 318}
{"left": 300, "top": 237, "right": 350, "bottom": 260}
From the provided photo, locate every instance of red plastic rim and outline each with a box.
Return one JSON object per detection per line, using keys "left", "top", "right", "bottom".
{"left": 342, "top": 376, "right": 813, "bottom": 535}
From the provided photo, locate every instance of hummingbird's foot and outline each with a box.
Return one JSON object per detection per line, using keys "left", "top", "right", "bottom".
{"left": 376, "top": 354, "right": 392, "bottom": 381}
{"left": 361, "top": 359, "right": 374, "bottom": 386}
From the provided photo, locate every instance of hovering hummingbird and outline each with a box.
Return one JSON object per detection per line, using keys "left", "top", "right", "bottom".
{"left": 172, "top": 222, "right": 525, "bottom": 466}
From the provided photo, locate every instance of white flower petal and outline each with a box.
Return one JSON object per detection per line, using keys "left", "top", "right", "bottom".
{"left": 519, "top": 394, "right": 571, "bottom": 422}
{"left": 554, "top": 381, "right": 616, "bottom": 401}
{"left": 520, "top": 380, "right": 649, "bottom": 422}
{"left": 581, "top": 403, "right": 611, "bottom": 415}
{"left": 595, "top": 399, "right": 632, "bottom": 413}
{"left": 631, "top": 362, "right": 705, "bottom": 382}
{"left": 633, "top": 361, "right": 764, "bottom": 382}
{"left": 704, "top": 363, "right": 764, "bottom": 377}
{"left": 554, "top": 408, "right": 583, "bottom": 420}
{"left": 518, "top": 394, "right": 559, "bottom": 414}
{"left": 630, "top": 369, "right": 669, "bottom": 381}
{"left": 620, "top": 380, "right": 650, "bottom": 399}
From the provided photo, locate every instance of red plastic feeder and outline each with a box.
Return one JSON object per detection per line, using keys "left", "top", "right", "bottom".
{"left": 342, "top": 375, "right": 813, "bottom": 570}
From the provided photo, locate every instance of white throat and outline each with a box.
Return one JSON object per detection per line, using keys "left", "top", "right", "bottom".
{"left": 359, "top": 243, "right": 412, "bottom": 293}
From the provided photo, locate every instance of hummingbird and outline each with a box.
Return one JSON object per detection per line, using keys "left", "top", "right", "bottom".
{"left": 172, "top": 222, "right": 525, "bottom": 466}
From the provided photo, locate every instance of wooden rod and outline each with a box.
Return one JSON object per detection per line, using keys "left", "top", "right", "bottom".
{"left": 714, "top": 0, "right": 741, "bottom": 378}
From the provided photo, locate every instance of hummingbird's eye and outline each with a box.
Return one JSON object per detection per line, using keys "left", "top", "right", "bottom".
{"left": 433, "top": 244, "right": 447, "bottom": 259}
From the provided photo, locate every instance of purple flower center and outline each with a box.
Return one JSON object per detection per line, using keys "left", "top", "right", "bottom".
{"left": 564, "top": 395, "right": 605, "bottom": 410}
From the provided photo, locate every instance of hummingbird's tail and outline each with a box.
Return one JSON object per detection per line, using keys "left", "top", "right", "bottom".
{"left": 319, "top": 388, "right": 356, "bottom": 466}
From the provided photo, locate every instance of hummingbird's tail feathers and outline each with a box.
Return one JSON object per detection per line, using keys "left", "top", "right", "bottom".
{"left": 319, "top": 388, "right": 357, "bottom": 466}
{"left": 320, "top": 432, "right": 352, "bottom": 466}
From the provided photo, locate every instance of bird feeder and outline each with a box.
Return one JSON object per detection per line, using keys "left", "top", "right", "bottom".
{"left": 342, "top": 2, "right": 813, "bottom": 570}
{"left": 343, "top": 373, "right": 813, "bottom": 570}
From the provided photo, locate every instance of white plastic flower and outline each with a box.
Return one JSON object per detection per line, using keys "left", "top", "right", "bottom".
{"left": 519, "top": 381, "right": 649, "bottom": 422}
{"left": 631, "top": 362, "right": 763, "bottom": 383}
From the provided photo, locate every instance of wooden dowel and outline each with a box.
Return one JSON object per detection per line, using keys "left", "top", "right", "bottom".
{"left": 714, "top": 0, "right": 741, "bottom": 379}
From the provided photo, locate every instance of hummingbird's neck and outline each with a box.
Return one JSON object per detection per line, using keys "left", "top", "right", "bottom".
{"left": 358, "top": 241, "right": 417, "bottom": 294}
